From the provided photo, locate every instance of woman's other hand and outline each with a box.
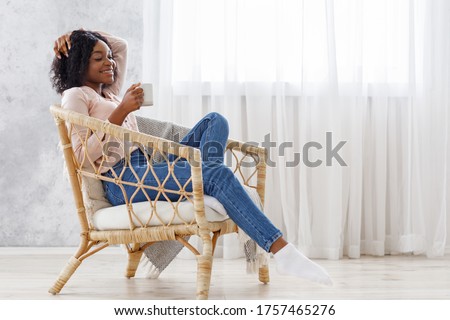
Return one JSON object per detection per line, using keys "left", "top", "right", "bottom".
{"left": 53, "top": 32, "right": 72, "bottom": 59}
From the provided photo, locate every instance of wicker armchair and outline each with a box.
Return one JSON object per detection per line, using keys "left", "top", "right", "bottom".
{"left": 48, "top": 104, "right": 269, "bottom": 299}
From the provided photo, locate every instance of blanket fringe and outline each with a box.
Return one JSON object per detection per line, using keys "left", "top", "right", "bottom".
{"left": 237, "top": 227, "right": 270, "bottom": 274}
{"left": 138, "top": 252, "right": 162, "bottom": 279}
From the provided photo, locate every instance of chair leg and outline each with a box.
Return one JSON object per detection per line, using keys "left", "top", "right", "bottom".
{"left": 48, "top": 256, "right": 82, "bottom": 295}
{"left": 196, "top": 230, "right": 215, "bottom": 300}
{"left": 196, "top": 254, "right": 213, "bottom": 300}
{"left": 258, "top": 265, "right": 270, "bottom": 284}
{"left": 125, "top": 249, "right": 144, "bottom": 279}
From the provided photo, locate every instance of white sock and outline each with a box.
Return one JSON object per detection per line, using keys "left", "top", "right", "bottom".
{"left": 273, "top": 243, "right": 333, "bottom": 286}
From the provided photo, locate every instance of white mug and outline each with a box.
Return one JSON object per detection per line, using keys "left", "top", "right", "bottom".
{"left": 140, "top": 83, "right": 153, "bottom": 106}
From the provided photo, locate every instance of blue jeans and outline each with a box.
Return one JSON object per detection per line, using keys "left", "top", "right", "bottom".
{"left": 102, "top": 112, "right": 282, "bottom": 252}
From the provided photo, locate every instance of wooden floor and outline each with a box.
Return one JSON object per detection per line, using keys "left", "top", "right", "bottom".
{"left": 0, "top": 247, "right": 449, "bottom": 300}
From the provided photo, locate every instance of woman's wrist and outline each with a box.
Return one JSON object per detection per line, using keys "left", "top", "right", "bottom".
{"left": 108, "top": 104, "right": 129, "bottom": 126}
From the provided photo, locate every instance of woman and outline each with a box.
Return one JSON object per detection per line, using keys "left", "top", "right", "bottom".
{"left": 51, "top": 29, "right": 332, "bottom": 286}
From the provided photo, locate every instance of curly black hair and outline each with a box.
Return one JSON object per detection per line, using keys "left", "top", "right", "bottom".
{"left": 50, "top": 30, "right": 113, "bottom": 95}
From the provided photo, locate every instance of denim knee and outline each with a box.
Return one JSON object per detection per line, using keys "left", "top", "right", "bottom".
{"left": 207, "top": 112, "right": 229, "bottom": 136}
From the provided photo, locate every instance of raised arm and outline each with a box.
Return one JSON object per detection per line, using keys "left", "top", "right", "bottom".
{"left": 99, "top": 31, "right": 128, "bottom": 98}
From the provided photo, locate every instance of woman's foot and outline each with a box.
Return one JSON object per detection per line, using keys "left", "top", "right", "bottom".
{"left": 273, "top": 243, "right": 333, "bottom": 286}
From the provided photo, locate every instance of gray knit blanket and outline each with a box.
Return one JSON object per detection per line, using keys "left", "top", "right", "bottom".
{"left": 136, "top": 116, "right": 268, "bottom": 278}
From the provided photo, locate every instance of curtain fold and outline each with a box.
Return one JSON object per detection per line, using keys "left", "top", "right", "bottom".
{"left": 142, "top": 0, "right": 449, "bottom": 259}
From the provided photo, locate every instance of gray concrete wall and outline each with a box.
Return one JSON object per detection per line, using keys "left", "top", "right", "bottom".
{"left": 0, "top": 0, "right": 143, "bottom": 246}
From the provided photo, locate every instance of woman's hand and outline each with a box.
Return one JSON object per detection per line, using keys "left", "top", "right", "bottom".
{"left": 118, "top": 83, "right": 144, "bottom": 113}
{"left": 108, "top": 83, "right": 144, "bottom": 126}
{"left": 53, "top": 32, "right": 72, "bottom": 59}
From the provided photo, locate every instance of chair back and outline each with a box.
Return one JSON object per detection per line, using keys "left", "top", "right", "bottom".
{"left": 49, "top": 105, "right": 207, "bottom": 234}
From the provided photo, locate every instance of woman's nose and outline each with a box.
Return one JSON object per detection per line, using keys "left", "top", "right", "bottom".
{"left": 106, "top": 60, "right": 116, "bottom": 68}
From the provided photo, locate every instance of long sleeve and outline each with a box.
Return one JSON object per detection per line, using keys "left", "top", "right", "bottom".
{"left": 61, "top": 88, "right": 106, "bottom": 168}
{"left": 99, "top": 32, "right": 128, "bottom": 98}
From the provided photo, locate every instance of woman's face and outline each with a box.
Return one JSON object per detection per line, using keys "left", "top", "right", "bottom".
{"left": 83, "top": 40, "right": 116, "bottom": 90}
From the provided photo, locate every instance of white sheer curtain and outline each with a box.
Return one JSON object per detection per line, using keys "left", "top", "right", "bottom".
{"left": 141, "top": 0, "right": 449, "bottom": 259}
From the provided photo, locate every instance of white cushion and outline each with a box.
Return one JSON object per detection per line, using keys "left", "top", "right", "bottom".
{"left": 92, "top": 196, "right": 229, "bottom": 231}
{"left": 201, "top": 194, "right": 227, "bottom": 216}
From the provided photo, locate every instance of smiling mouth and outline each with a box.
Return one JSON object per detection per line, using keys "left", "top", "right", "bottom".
{"left": 100, "top": 70, "right": 114, "bottom": 74}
